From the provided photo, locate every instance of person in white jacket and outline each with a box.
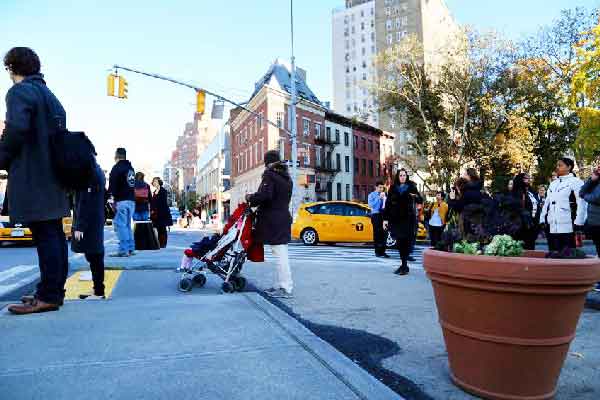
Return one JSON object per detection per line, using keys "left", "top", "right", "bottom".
{"left": 539, "top": 157, "right": 587, "bottom": 252}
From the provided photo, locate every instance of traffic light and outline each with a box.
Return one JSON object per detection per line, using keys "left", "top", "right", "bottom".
{"left": 118, "top": 76, "right": 128, "bottom": 99}
{"left": 196, "top": 90, "right": 206, "bottom": 115}
{"left": 107, "top": 74, "right": 117, "bottom": 97}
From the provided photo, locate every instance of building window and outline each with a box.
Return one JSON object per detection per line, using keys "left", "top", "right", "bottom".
{"left": 354, "top": 157, "right": 359, "bottom": 173}
{"left": 402, "top": 16, "right": 408, "bottom": 26}
{"left": 258, "top": 113, "right": 264, "bottom": 129}
{"left": 396, "top": 31, "right": 402, "bottom": 42}
{"left": 336, "top": 153, "right": 341, "bottom": 170}
{"left": 344, "top": 132, "right": 350, "bottom": 146}
{"left": 361, "top": 137, "right": 366, "bottom": 150}
{"left": 362, "top": 72, "right": 367, "bottom": 80}
{"left": 276, "top": 112, "right": 283, "bottom": 128}
{"left": 335, "top": 129, "right": 340, "bottom": 144}
{"left": 315, "top": 123, "right": 321, "bottom": 138}
{"left": 361, "top": 34, "right": 365, "bottom": 43}
{"left": 361, "top": 159, "right": 367, "bottom": 176}
{"left": 326, "top": 152, "right": 332, "bottom": 169}
{"left": 315, "top": 146, "right": 321, "bottom": 166}
{"left": 368, "top": 139, "right": 373, "bottom": 152}
{"left": 346, "top": 184, "right": 351, "bottom": 201}
{"left": 353, "top": 135, "right": 358, "bottom": 148}
{"left": 345, "top": 156, "right": 350, "bottom": 172}
{"left": 303, "top": 118, "right": 310, "bottom": 136}
{"left": 327, "top": 182, "right": 333, "bottom": 201}
{"left": 386, "top": 20, "right": 392, "bottom": 30}
{"left": 337, "top": 183, "right": 342, "bottom": 201}
{"left": 279, "top": 138, "right": 285, "bottom": 160}
{"left": 387, "top": 34, "right": 393, "bottom": 45}
{"left": 361, "top": 47, "right": 366, "bottom": 56}
{"left": 368, "top": 160, "right": 374, "bottom": 177}
{"left": 386, "top": 7, "right": 391, "bottom": 16}
{"left": 326, "top": 127, "right": 332, "bottom": 142}
{"left": 361, "top": 22, "right": 364, "bottom": 30}
{"left": 303, "top": 144, "right": 310, "bottom": 166}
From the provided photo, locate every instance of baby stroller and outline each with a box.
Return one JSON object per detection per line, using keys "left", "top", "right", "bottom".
{"left": 178, "top": 203, "right": 262, "bottom": 293}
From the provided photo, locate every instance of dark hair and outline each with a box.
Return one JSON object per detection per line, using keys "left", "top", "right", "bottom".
{"left": 3, "top": 47, "right": 41, "bottom": 76}
{"left": 511, "top": 173, "right": 529, "bottom": 194}
{"left": 152, "top": 177, "right": 163, "bottom": 187}
{"left": 466, "top": 168, "right": 480, "bottom": 182}
{"left": 560, "top": 157, "right": 575, "bottom": 172}
{"left": 264, "top": 149, "right": 281, "bottom": 166}
{"left": 135, "top": 172, "right": 145, "bottom": 180}
{"left": 436, "top": 190, "right": 445, "bottom": 198}
{"left": 393, "top": 168, "right": 410, "bottom": 185}
{"left": 115, "top": 147, "right": 127, "bottom": 159}
{"left": 454, "top": 177, "right": 468, "bottom": 194}
{"left": 375, "top": 180, "right": 384, "bottom": 186}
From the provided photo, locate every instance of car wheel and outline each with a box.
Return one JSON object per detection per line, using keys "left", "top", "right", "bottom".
{"left": 301, "top": 228, "right": 319, "bottom": 246}
{"left": 386, "top": 231, "right": 396, "bottom": 248}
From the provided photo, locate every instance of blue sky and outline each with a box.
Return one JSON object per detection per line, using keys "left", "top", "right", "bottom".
{"left": 1, "top": 0, "right": 598, "bottom": 173}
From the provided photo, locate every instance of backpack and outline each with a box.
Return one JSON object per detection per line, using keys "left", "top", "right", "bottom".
{"left": 32, "top": 83, "right": 96, "bottom": 190}
{"left": 135, "top": 185, "right": 150, "bottom": 204}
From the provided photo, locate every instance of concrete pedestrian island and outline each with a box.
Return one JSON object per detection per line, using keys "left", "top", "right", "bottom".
{"left": 0, "top": 273, "right": 402, "bottom": 400}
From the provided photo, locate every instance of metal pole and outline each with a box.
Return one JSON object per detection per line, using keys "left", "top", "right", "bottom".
{"left": 289, "top": 0, "right": 299, "bottom": 214}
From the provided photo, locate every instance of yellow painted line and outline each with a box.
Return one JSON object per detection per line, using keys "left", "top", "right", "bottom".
{"left": 64, "top": 270, "right": 123, "bottom": 300}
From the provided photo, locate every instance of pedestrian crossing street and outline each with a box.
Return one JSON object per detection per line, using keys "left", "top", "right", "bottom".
{"left": 259, "top": 243, "right": 427, "bottom": 267}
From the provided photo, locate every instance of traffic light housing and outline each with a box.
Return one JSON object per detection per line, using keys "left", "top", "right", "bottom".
{"left": 118, "top": 76, "right": 128, "bottom": 99}
{"left": 107, "top": 74, "right": 117, "bottom": 97}
{"left": 196, "top": 90, "right": 206, "bottom": 115}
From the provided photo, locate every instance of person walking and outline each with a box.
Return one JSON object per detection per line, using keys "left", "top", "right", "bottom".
{"left": 133, "top": 172, "right": 151, "bottom": 221}
{"left": 429, "top": 191, "right": 448, "bottom": 248}
{"left": 108, "top": 147, "right": 136, "bottom": 257}
{"left": 1, "top": 47, "right": 70, "bottom": 314}
{"left": 383, "top": 168, "right": 423, "bottom": 275}
{"left": 72, "top": 154, "right": 106, "bottom": 299}
{"left": 368, "top": 181, "right": 389, "bottom": 258}
{"left": 150, "top": 177, "right": 172, "bottom": 248}
{"left": 580, "top": 165, "right": 600, "bottom": 291}
{"left": 246, "top": 150, "right": 293, "bottom": 298}
{"left": 510, "top": 173, "right": 539, "bottom": 250}
{"left": 539, "top": 158, "right": 586, "bottom": 253}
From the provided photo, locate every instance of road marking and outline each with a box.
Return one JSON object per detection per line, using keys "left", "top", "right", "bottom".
{"left": 0, "top": 264, "right": 38, "bottom": 281}
{"left": 64, "top": 270, "right": 123, "bottom": 300}
{"left": 0, "top": 273, "right": 41, "bottom": 298}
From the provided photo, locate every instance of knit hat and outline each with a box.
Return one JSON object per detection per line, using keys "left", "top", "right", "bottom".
{"left": 560, "top": 157, "right": 575, "bottom": 172}
{"left": 264, "top": 150, "right": 281, "bottom": 166}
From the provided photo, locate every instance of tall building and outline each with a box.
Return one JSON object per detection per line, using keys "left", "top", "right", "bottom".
{"left": 332, "top": 0, "right": 459, "bottom": 184}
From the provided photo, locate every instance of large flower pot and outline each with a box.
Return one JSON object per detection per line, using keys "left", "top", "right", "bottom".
{"left": 423, "top": 249, "right": 600, "bottom": 400}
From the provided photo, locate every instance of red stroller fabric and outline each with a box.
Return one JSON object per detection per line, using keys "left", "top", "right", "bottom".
{"left": 224, "top": 203, "right": 264, "bottom": 262}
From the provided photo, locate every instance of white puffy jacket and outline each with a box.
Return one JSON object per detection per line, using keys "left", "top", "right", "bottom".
{"left": 539, "top": 174, "right": 586, "bottom": 234}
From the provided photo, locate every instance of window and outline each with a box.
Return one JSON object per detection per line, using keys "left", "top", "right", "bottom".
{"left": 386, "top": 20, "right": 392, "bottom": 30}
{"left": 376, "top": 162, "right": 380, "bottom": 177}
{"left": 336, "top": 183, "right": 342, "bottom": 201}
{"left": 368, "top": 139, "right": 373, "bottom": 152}
{"left": 278, "top": 138, "right": 285, "bottom": 160}
{"left": 255, "top": 142, "right": 259, "bottom": 164}
{"left": 345, "top": 204, "right": 368, "bottom": 217}
{"left": 303, "top": 144, "right": 310, "bottom": 166}
{"left": 326, "top": 127, "right": 332, "bottom": 142}
{"left": 346, "top": 184, "right": 351, "bottom": 201}
{"left": 361, "top": 22, "right": 364, "bottom": 30}
{"left": 360, "top": 10, "right": 364, "bottom": 17}
{"left": 361, "top": 137, "right": 366, "bottom": 150}
{"left": 368, "top": 160, "right": 374, "bottom": 177}
{"left": 354, "top": 157, "right": 359, "bottom": 173}
{"left": 361, "top": 47, "right": 366, "bottom": 56}
{"left": 345, "top": 156, "right": 350, "bottom": 172}
{"left": 249, "top": 145, "right": 253, "bottom": 168}
{"left": 361, "top": 34, "right": 365, "bottom": 43}
{"left": 315, "top": 146, "right": 321, "bottom": 166}
{"left": 362, "top": 72, "right": 367, "bottom": 80}
{"left": 345, "top": 40, "right": 350, "bottom": 49}
{"left": 402, "top": 16, "right": 408, "bottom": 26}
{"left": 336, "top": 153, "right": 341, "bottom": 170}
{"left": 371, "top": 32, "right": 375, "bottom": 41}
{"left": 386, "top": 7, "right": 391, "bottom": 16}
{"left": 361, "top": 159, "right": 366, "bottom": 176}
{"left": 326, "top": 152, "right": 332, "bottom": 169}
{"left": 327, "top": 182, "right": 333, "bottom": 201}
{"left": 276, "top": 112, "right": 283, "bottom": 128}
{"left": 344, "top": 132, "right": 350, "bottom": 146}
{"left": 307, "top": 203, "right": 343, "bottom": 215}
{"left": 353, "top": 135, "right": 358, "bottom": 148}
{"left": 387, "top": 34, "right": 393, "bottom": 45}
{"left": 335, "top": 129, "right": 340, "bottom": 143}
{"left": 315, "top": 123, "right": 321, "bottom": 138}
{"left": 303, "top": 118, "right": 310, "bottom": 136}
{"left": 396, "top": 31, "right": 402, "bottom": 42}
{"left": 396, "top": 17, "right": 401, "bottom": 29}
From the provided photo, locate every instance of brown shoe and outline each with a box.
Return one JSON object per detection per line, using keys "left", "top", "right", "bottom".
{"left": 8, "top": 299, "right": 60, "bottom": 315}
{"left": 21, "top": 295, "right": 64, "bottom": 307}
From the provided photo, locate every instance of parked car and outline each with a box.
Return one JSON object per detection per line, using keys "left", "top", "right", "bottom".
{"left": 292, "top": 201, "right": 427, "bottom": 246}
{"left": 0, "top": 216, "right": 73, "bottom": 245}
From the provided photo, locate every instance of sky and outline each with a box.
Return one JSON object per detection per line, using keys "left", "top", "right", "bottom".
{"left": 1, "top": 0, "right": 599, "bottom": 174}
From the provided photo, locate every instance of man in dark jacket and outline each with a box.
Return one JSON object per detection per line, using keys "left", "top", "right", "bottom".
{"left": 72, "top": 158, "right": 106, "bottom": 299}
{"left": 246, "top": 150, "right": 293, "bottom": 298}
{"left": 108, "top": 147, "right": 136, "bottom": 257}
{"left": 1, "top": 47, "right": 70, "bottom": 314}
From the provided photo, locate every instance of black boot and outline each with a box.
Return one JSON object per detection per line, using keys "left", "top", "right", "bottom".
{"left": 394, "top": 263, "right": 409, "bottom": 275}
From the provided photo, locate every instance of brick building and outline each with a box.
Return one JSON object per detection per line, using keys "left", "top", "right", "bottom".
{"left": 230, "top": 59, "right": 326, "bottom": 209}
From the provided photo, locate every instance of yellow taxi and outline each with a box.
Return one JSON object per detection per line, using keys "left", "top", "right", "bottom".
{"left": 0, "top": 216, "right": 73, "bottom": 244}
{"left": 292, "top": 201, "right": 427, "bottom": 246}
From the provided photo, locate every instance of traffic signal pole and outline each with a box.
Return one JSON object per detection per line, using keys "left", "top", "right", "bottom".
{"left": 289, "top": 0, "right": 299, "bottom": 215}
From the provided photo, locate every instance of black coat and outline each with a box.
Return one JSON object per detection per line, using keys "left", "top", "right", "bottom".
{"left": 247, "top": 162, "right": 293, "bottom": 245}
{"left": 150, "top": 187, "right": 173, "bottom": 228}
{"left": 448, "top": 181, "right": 484, "bottom": 213}
{"left": 0, "top": 75, "right": 70, "bottom": 224}
{"left": 108, "top": 160, "right": 135, "bottom": 202}
{"left": 72, "top": 164, "right": 106, "bottom": 254}
{"left": 383, "top": 181, "right": 423, "bottom": 240}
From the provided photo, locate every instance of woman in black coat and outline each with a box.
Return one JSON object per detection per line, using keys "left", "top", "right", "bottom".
{"left": 246, "top": 150, "right": 294, "bottom": 298}
{"left": 509, "top": 173, "right": 539, "bottom": 250}
{"left": 383, "top": 168, "right": 423, "bottom": 275}
{"left": 72, "top": 162, "right": 106, "bottom": 299}
{"left": 150, "top": 177, "right": 172, "bottom": 248}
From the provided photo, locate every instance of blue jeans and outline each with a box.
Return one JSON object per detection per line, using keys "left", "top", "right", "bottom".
{"left": 133, "top": 210, "right": 150, "bottom": 221}
{"left": 114, "top": 200, "right": 135, "bottom": 254}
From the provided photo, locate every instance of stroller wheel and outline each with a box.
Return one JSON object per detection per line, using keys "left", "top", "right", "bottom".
{"left": 192, "top": 274, "right": 207, "bottom": 288}
{"left": 221, "top": 281, "right": 235, "bottom": 294}
{"left": 233, "top": 276, "right": 247, "bottom": 292}
{"left": 179, "top": 278, "right": 193, "bottom": 292}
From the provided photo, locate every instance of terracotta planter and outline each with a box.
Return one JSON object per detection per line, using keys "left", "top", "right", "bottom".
{"left": 423, "top": 249, "right": 600, "bottom": 400}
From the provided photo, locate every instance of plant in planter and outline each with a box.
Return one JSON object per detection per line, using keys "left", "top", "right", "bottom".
{"left": 424, "top": 197, "right": 600, "bottom": 400}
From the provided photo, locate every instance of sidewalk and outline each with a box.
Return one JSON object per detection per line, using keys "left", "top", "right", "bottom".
{"left": 0, "top": 270, "right": 402, "bottom": 400}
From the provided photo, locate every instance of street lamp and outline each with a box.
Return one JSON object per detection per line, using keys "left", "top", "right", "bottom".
{"left": 289, "top": 0, "right": 299, "bottom": 215}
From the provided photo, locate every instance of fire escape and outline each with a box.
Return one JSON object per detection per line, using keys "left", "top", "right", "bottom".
{"left": 313, "top": 130, "right": 340, "bottom": 202}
